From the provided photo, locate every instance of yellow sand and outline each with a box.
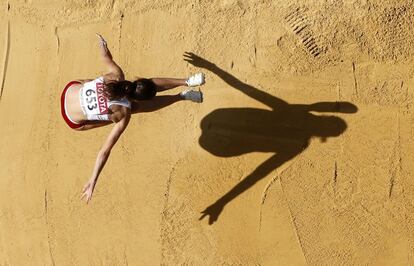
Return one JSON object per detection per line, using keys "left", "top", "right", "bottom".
{"left": 1, "top": 0, "right": 414, "bottom": 264}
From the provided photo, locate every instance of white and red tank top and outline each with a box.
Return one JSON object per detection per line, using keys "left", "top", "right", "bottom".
{"left": 79, "top": 77, "right": 131, "bottom": 121}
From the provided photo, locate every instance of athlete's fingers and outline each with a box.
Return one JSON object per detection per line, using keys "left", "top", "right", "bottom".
{"left": 96, "top": 33, "right": 107, "bottom": 47}
{"left": 81, "top": 187, "right": 91, "bottom": 200}
{"left": 82, "top": 183, "right": 89, "bottom": 193}
{"left": 96, "top": 33, "right": 103, "bottom": 42}
{"left": 82, "top": 191, "right": 89, "bottom": 203}
{"left": 96, "top": 33, "right": 105, "bottom": 41}
{"left": 86, "top": 193, "right": 92, "bottom": 204}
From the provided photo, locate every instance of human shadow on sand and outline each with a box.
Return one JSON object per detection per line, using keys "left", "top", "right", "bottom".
{"left": 184, "top": 52, "right": 358, "bottom": 225}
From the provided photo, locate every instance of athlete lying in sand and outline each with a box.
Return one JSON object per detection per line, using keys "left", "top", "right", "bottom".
{"left": 61, "top": 34, "right": 205, "bottom": 203}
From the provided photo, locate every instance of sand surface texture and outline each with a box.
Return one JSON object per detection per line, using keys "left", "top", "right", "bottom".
{"left": 1, "top": 0, "right": 414, "bottom": 265}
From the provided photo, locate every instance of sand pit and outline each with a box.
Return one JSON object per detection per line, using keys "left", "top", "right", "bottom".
{"left": 1, "top": 0, "right": 414, "bottom": 264}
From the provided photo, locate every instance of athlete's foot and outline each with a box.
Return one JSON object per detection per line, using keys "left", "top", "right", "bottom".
{"left": 185, "top": 73, "right": 205, "bottom": 87}
{"left": 180, "top": 89, "right": 203, "bottom": 103}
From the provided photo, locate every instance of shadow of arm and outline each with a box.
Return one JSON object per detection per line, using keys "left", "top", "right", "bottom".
{"left": 199, "top": 151, "right": 298, "bottom": 224}
{"left": 184, "top": 52, "right": 288, "bottom": 109}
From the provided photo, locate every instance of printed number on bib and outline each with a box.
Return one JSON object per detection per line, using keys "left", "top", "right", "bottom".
{"left": 85, "top": 89, "right": 98, "bottom": 111}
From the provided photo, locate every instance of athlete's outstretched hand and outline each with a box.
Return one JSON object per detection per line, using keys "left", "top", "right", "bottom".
{"left": 96, "top": 33, "right": 108, "bottom": 48}
{"left": 96, "top": 33, "right": 112, "bottom": 60}
{"left": 183, "top": 52, "right": 215, "bottom": 69}
{"left": 81, "top": 179, "right": 96, "bottom": 204}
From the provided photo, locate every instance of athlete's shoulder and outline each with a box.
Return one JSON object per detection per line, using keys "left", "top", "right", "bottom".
{"left": 103, "top": 73, "right": 124, "bottom": 83}
{"left": 110, "top": 105, "right": 130, "bottom": 123}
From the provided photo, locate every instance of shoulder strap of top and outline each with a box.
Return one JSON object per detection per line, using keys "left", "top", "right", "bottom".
{"left": 108, "top": 98, "right": 131, "bottom": 109}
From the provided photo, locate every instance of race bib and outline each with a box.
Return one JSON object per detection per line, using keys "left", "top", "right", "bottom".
{"left": 84, "top": 82, "right": 108, "bottom": 114}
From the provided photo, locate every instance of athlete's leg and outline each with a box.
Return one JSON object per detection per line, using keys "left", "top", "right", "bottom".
{"left": 150, "top": 73, "right": 205, "bottom": 92}
{"left": 131, "top": 94, "right": 182, "bottom": 114}
{"left": 150, "top": 78, "right": 187, "bottom": 92}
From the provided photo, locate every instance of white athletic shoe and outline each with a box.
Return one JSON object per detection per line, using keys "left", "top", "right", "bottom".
{"left": 180, "top": 89, "right": 203, "bottom": 103}
{"left": 185, "top": 73, "right": 205, "bottom": 87}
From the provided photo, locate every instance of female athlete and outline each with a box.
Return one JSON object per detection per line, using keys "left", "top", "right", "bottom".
{"left": 61, "top": 34, "right": 205, "bottom": 203}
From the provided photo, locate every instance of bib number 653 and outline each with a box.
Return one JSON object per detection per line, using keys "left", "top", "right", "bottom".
{"left": 85, "top": 89, "right": 97, "bottom": 110}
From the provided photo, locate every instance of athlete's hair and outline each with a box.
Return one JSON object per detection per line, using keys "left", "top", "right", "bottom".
{"left": 104, "top": 78, "right": 157, "bottom": 101}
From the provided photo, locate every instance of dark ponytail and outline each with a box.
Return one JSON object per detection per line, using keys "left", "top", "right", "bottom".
{"left": 132, "top": 78, "right": 157, "bottom": 100}
{"left": 103, "top": 80, "right": 135, "bottom": 101}
{"left": 104, "top": 78, "right": 157, "bottom": 101}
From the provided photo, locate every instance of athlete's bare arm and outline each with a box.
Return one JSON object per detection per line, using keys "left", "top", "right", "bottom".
{"left": 96, "top": 34, "right": 125, "bottom": 82}
{"left": 81, "top": 113, "right": 130, "bottom": 203}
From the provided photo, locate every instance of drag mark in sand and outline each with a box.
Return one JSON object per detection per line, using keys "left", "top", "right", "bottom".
{"left": 160, "top": 159, "right": 180, "bottom": 262}
{"left": 258, "top": 174, "right": 279, "bottom": 232}
{"left": 0, "top": 20, "right": 10, "bottom": 100}
{"left": 258, "top": 158, "right": 297, "bottom": 231}
{"left": 278, "top": 177, "right": 310, "bottom": 266}
{"left": 258, "top": 157, "right": 309, "bottom": 264}
{"left": 388, "top": 111, "right": 402, "bottom": 198}
{"left": 259, "top": 164, "right": 285, "bottom": 232}
{"left": 44, "top": 189, "right": 56, "bottom": 266}
{"left": 352, "top": 62, "right": 358, "bottom": 95}
{"left": 109, "top": 0, "right": 115, "bottom": 10}
{"left": 44, "top": 190, "right": 47, "bottom": 216}
{"left": 333, "top": 161, "right": 337, "bottom": 194}
{"left": 276, "top": 176, "right": 309, "bottom": 265}
{"left": 401, "top": 81, "right": 408, "bottom": 100}
{"left": 123, "top": 250, "right": 129, "bottom": 266}
{"left": 54, "top": 27, "right": 60, "bottom": 55}
{"left": 389, "top": 170, "right": 395, "bottom": 198}
{"left": 117, "top": 13, "right": 124, "bottom": 55}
